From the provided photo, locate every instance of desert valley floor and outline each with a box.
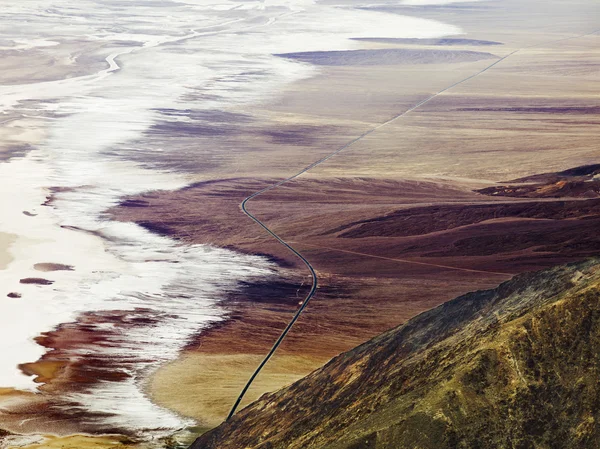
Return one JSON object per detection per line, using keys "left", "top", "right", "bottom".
{"left": 0, "top": 0, "right": 599, "bottom": 447}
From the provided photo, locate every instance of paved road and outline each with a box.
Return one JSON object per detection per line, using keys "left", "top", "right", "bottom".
{"left": 226, "top": 28, "right": 600, "bottom": 420}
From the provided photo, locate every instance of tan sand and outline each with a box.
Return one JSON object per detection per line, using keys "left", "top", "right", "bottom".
{"left": 149, "top": 353, "right": 330, "bottom": 427}
{"left": 7, "top": 435, "right": 133, "bottom": 449}
{"left": 0, "top": 233, "right": 16, "bottom": 270}
{"left": 33, "top": 263, "right": 74, "bottom": 272}
{"left": 0, "top": 117, "right": 47, "bottom": 161}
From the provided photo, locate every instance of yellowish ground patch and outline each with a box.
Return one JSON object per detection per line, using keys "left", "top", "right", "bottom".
{"left": 7, "top": 435, "right": 133, "bottom": 449}
{"left": 0, "top": 233, "right": 16, "bottom": 270}
{"left": 149, "top": 353, "right": 329, "bottom": 427}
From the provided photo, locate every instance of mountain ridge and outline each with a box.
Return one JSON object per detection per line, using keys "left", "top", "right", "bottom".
{"left": 191, "top": 258, "right": 600, "bottom": 448}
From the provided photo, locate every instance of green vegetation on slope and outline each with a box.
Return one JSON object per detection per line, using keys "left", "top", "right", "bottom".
{"left": 192, "top": 259, "right": 600, "bottom": 449}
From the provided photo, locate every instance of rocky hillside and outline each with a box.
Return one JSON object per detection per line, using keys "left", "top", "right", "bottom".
{"left": 191, "top": 258, "right": 600, "bottom": 449}
{"left": 477, "top": 163, "right": 600, "bottom": 198}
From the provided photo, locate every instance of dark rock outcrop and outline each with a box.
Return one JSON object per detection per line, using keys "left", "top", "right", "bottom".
{"left": 19, "top": 278, "right": 54, "bottom": 285}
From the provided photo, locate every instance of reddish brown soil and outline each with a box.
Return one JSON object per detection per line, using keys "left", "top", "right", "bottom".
{"left": 331, "top": 198, "right": 600, "bottom": 237}
{"left": 477, "top": 164, "right": 600, "bottom": 198}
{"left": 22, "top": 170, "right": 596, "bottom": 431}
{"left": 477, "top": 180, "right": 600, "bottom": 198}
{"left": 110, "top": 174, "right": 598, "bottom": 362}
{"left": 19, "top": 278, "right": 54, "bottom": 285}
{"left": 6, "top": 308, "right": 171, "bottom": 436}
{"left": 511, "top": 163, "right": 600, "bottom": 183}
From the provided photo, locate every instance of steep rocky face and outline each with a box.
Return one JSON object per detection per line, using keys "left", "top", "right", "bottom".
{"left": 191, "top": 259, "right": 600, "bottom": 449}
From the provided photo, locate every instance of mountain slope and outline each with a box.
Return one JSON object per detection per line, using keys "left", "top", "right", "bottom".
{"left": 191, "top": 258, "right": 600, "bottom": 449}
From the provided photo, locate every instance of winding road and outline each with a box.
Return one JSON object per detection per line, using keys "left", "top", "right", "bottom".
{"left": 226, "top": 28, "right": 600, "bottom": 420}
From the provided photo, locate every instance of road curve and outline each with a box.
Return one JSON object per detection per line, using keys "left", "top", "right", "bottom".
{"left": 226, "top": 28, "right": 600, "bottom": 420}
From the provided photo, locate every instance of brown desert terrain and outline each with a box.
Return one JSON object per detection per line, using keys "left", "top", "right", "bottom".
{"left": 2, "top": 0, "right": 598, "bottom": 447}
{"left": 106, "top": 0, "right": 600, "bottom": 432}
